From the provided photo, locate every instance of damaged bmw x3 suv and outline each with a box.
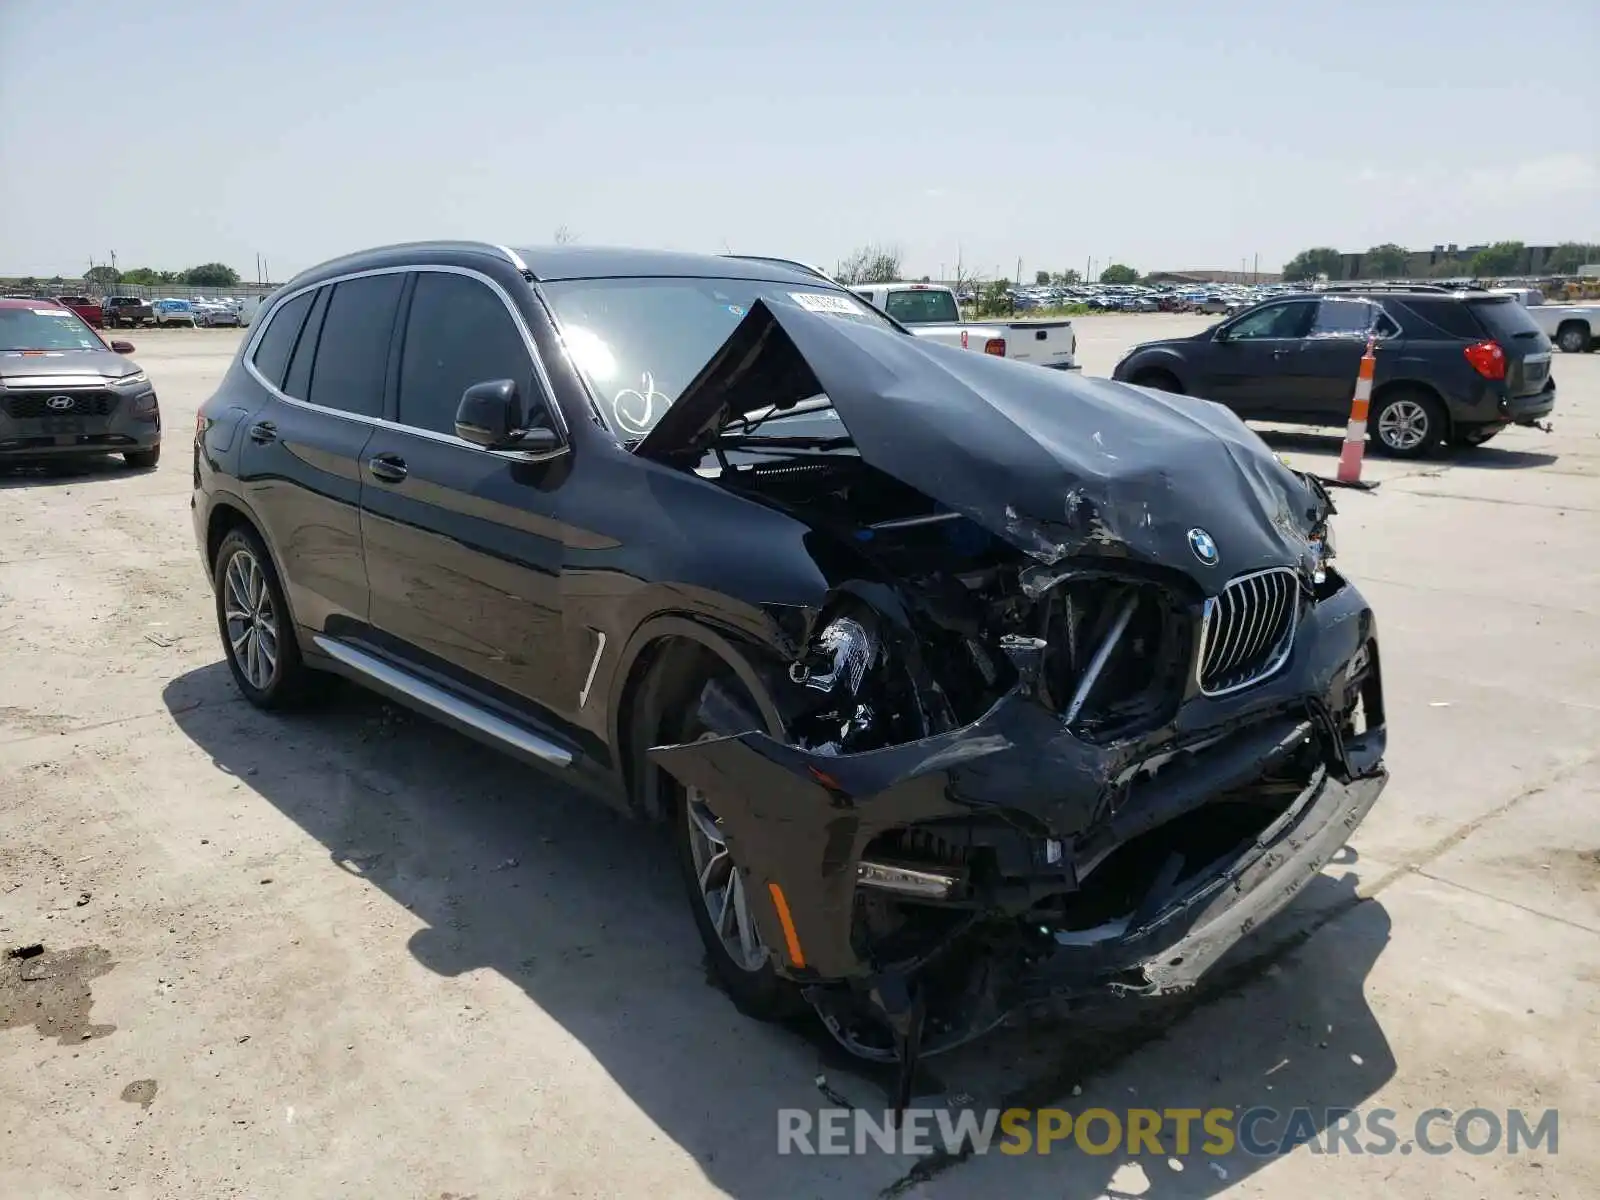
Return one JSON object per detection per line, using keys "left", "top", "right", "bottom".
{"left": 193, "top": 243, "right": 1386, "bottom": 1087}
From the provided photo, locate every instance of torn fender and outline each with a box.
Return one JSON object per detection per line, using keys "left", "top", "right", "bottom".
{"left": 650, "top": 688, "right": 1112, "bottom": 980}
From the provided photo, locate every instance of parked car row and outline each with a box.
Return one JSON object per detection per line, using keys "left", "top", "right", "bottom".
{"left": 13, "top": 294, "right": 256, "bottom": 329}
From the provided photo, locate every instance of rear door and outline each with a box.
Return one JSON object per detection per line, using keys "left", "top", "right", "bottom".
{"left": 1192, "top": 300, "right": 1315, "bottom": 414}
{"left": 1466, "top": 294, "right": 1553, "bottom": 398}
{"left": 237, "top": 272, "right": 404, "bottom": 636}
{"left": 357, "top": 268, "right": 572, "bottom": 718}
{"left": 1275, "top": 297, "right": 1386, "bottom": 419}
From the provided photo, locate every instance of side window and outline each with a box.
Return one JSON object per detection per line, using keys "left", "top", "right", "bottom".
{"left": 249, "top": 291, "right": 313, "bottom": 389}
{"left": 397, "top": 272, "right": 533, "bottom": 436}
{"left": 1394, "top": 298, "right": 1484, "bottom": 340}
{"left": 306, "top": 274, "right": 405, "bottom": 416}
{"left": 1373, "top": 306, "right": 1402, "bottom": 338}
{"left": 1227, "top": 301, "right": 1315, "bottom": 340}
{"left": 282, "top": 286, "right": 329, "bottom": 400}
{"left": 1310, "top": 298, "right": 1376, "bottom": 338}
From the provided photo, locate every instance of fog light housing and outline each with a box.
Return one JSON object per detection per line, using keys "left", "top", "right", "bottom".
{"left": 856, "top": 860, "right": 960, "bottom": 899}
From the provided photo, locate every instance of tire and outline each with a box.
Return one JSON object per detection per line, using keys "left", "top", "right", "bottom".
{"left": 655, "top": 657, "right": 801, "bottom": 1021}
{"left": 1556, "top": 322, "right": 1591, "bottom": 354}
{"left": 212, "top": 527, "right": 316, "bottom": 709}
{"left": 1130, "top": 369, "right": 1184, "bottom": 394}
{"left": 123, "top": 445, "right": 161, "bottom": 469}
{"left": 1371, "top": 388, "right": 1446, "bottom": 459}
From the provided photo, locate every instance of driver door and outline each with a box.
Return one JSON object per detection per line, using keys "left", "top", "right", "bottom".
{"left": 358, "top": 268, "right": 574, "bottom": 717}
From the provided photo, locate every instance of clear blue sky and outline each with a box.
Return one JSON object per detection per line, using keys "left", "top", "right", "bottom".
{"left": 2, "top": 0, "right": 1595, "bottom": 281}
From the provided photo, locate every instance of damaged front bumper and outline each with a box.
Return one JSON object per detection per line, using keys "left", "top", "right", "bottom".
{"left": 651, "top": 576, "right": 1387, "bottom": 1057}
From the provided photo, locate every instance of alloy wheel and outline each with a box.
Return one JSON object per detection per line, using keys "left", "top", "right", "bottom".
{"left": 1377, "top": 398, "right": 1429, "bottom": 451}
{"left": 685, "top": 790, "right": 769, "bottom": 972}
{"left": 223, "top": 549, "right": 279, "bottom": 690}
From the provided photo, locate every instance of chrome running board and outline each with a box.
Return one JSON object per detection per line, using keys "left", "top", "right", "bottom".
{"left": 312, "top": 636, "right": 573, "bottom": 768}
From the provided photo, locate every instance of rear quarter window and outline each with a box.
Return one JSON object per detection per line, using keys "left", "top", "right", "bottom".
{"left": 1467, "top": 297, "right": 1546, "bottom": 343}
{"left": 250, "top": 291, "right": 314, "bottom": 389}
{"left": 1391, "top": 299, "right": 1484, "bottom": 340}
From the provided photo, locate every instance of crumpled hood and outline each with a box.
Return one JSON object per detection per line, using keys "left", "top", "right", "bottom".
{"left": 637, "top": 299, "right": 1326, "bottom": 590}
{"left": 0, "top": 348, "right": 135, "bottom": 382}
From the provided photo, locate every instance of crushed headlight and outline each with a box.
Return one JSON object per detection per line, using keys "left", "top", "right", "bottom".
{"left": 1310, "top": 522, "right": 1336, "bottom": 585}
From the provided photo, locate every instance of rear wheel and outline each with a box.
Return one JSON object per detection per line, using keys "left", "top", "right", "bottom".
{"left": 1371, "top": 388, "right": 1445, "bottom": 458}
{"left": 212, "top": 527, "right": 316, "bottom": 709}
{"left": 1556, "top": 322, "right": 1591, "bottom": 354}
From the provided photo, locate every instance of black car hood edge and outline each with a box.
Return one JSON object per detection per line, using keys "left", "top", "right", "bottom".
{"left": 637, "top": 299, "right": 1328, "bottom": 588}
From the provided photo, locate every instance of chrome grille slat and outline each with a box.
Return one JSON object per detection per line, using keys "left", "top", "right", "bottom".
{"left": 1197, "top": 567, "right": 1301, "bottom": 696}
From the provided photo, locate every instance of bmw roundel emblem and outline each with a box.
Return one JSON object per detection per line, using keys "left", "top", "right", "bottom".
{"left": 1188, "top": 527, "right": 1219, "bottom": 566}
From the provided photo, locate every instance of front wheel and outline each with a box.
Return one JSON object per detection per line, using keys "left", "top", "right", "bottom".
{"left": 1372, "top": 389, "right": 1446, "bottom": 458}
{"left": 124, "top": 445, "right": 161, "bottom": 469}
{"left": 658, "top": 663, "right": 801, "bottom": 1020}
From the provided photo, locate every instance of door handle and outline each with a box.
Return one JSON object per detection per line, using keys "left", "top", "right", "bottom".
{"left": 367, "top": 454, "right": 408, "bottom": 483}
{"left": 247, "top": 420, "right": 277, "bottom": 443}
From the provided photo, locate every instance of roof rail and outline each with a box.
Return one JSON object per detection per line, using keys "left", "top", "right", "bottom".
{"left": 718, "top": 253, "right": 836, "bottom": 283}
{"left": 1321, "top": 282, "right": 1453, "bottom": 294}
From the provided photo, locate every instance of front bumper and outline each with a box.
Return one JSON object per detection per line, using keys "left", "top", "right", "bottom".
{"left": 651, "top": 576, "right": 1385, "bottom": 1003}
{"left": 0, "top": 388, "right": 161, "bottom": 458}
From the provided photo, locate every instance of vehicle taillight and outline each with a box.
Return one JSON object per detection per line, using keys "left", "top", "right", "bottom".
{"left": 984, "top": 337, "right": 1006, "bottom": 356}
{"left": 1464, "top": 339, "right": 1506, "bottom": 381}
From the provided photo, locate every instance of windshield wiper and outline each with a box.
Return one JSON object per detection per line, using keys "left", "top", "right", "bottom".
{"left": 715, "top": 434, "right": 853, "bottom": 451}
{"left": 724, "top": 394, "right": 835, "bottom": 436}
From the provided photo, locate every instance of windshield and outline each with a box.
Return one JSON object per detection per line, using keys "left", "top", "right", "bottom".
{"left": 882, "top": 288, "right": 959, "bottom": 324}
{"left": 0, "top": 306, "right": 104, "bottom": 352}
{"left": 540, "top": 276, "right": 893, "bottom": 438}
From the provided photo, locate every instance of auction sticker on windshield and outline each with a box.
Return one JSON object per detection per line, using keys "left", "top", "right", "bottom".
{"left": 789, "top": 292, "right": 866, "bottom": 317}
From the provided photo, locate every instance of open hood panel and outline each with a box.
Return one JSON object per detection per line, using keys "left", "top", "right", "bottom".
{"left": 636, "top": 299, "right": 1327, "bottom": 588}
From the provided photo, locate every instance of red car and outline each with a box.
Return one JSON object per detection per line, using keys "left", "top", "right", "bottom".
{"left": 53, "top": 295, "right": 104, "bottom": 328}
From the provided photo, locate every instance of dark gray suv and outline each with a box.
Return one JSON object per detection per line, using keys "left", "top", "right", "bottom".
{"left": 1113, "top": 287, "right": 1557, "bottom": 457}
{"left": 0, "top": 300, "right": 162, "bottom": 468}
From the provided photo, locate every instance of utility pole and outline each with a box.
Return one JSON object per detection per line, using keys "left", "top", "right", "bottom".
{"left": 1016, "top": 257, "right": 1022, "bottom": 286}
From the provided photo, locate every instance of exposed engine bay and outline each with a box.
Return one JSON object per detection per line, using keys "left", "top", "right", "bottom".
{"left": 642, "top": 298, "right": 1387, "bottom": 1106}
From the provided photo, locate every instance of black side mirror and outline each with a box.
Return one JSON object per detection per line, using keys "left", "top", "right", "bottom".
{"left": 109, "top": 340, "right": 136, "bottom": 354}
{"left": 455, "top": 379, "right": 564, "bottom": 455}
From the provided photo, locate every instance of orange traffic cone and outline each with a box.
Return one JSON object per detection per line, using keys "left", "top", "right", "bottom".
{"left": 1337, "top": 335, "right": 1377, "bottom": 484}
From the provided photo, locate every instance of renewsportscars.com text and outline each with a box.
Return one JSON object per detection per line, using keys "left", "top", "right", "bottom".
{"left": 777, "top": 1106, "right": 1559, "bottom": 1158}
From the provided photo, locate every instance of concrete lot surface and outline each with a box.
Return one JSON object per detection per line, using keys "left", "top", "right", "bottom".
{"left": 2, "top": 316, "right": 1596, "bottom": 1199}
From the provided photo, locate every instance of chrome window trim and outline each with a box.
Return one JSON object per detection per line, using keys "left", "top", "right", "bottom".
{"left": 492, "top": 244, "right": 530, "bottom": 274}
{"left": 242, "top": 262, "right": 571, "bottom": 448}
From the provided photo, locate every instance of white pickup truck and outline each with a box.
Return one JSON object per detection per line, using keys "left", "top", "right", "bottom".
{"left": 1525, "top": 302, "right": 1598, "bottom": 354}
{"left": 849, "top": 282, "right": 1079, "bottom": 370}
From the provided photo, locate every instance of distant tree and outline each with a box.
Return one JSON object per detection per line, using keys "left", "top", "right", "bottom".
{"left": 1364, "top": 243, "right": 1410, "bottom": 278}
{"left": 180, "top": 262, "right": 240, "bottom": 287}
{"left": 48, "top": 275, "right": 64, "bottom": 285}
{"left": 918, "top": 274, "right": 931, "bottom": 283}
{"left": 1034, "top": 269, "right": 1051, "bottom": 285}
{"left": 1470, "top": 241, "right": 1524, "bottom": 277}
{"left": 120, "top": 267, "right": 164, "bottom": 286}
{"left": 1544, "top": 242, "right": 1600, "bottom": 274}
{"left": 1051, "top": 269, "right": 1081, "bottom": 286}
{"left": 84, "top": 265, "right": 121, "bottom": 290}
{"left": 979, "top": 279, "right": 1013, "bottom": 316}
{"left": 1099, "top": 263, "right": 1139, "bottom": 284}
{"left": 834, "top": 243, "right": 903, "bottom": 285}
{"left": 19, "top": 276, "right": 38, "bottom": 292}
{"left": 553, "top": 225, "right": 578, "bottom": 245}
{"left": 1282, "top": 247, "right": 1343, "bottom": 282}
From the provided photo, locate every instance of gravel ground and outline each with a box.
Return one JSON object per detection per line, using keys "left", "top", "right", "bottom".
{"left": 1, "top": 318, "right": 1596, "bottom": 1199}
